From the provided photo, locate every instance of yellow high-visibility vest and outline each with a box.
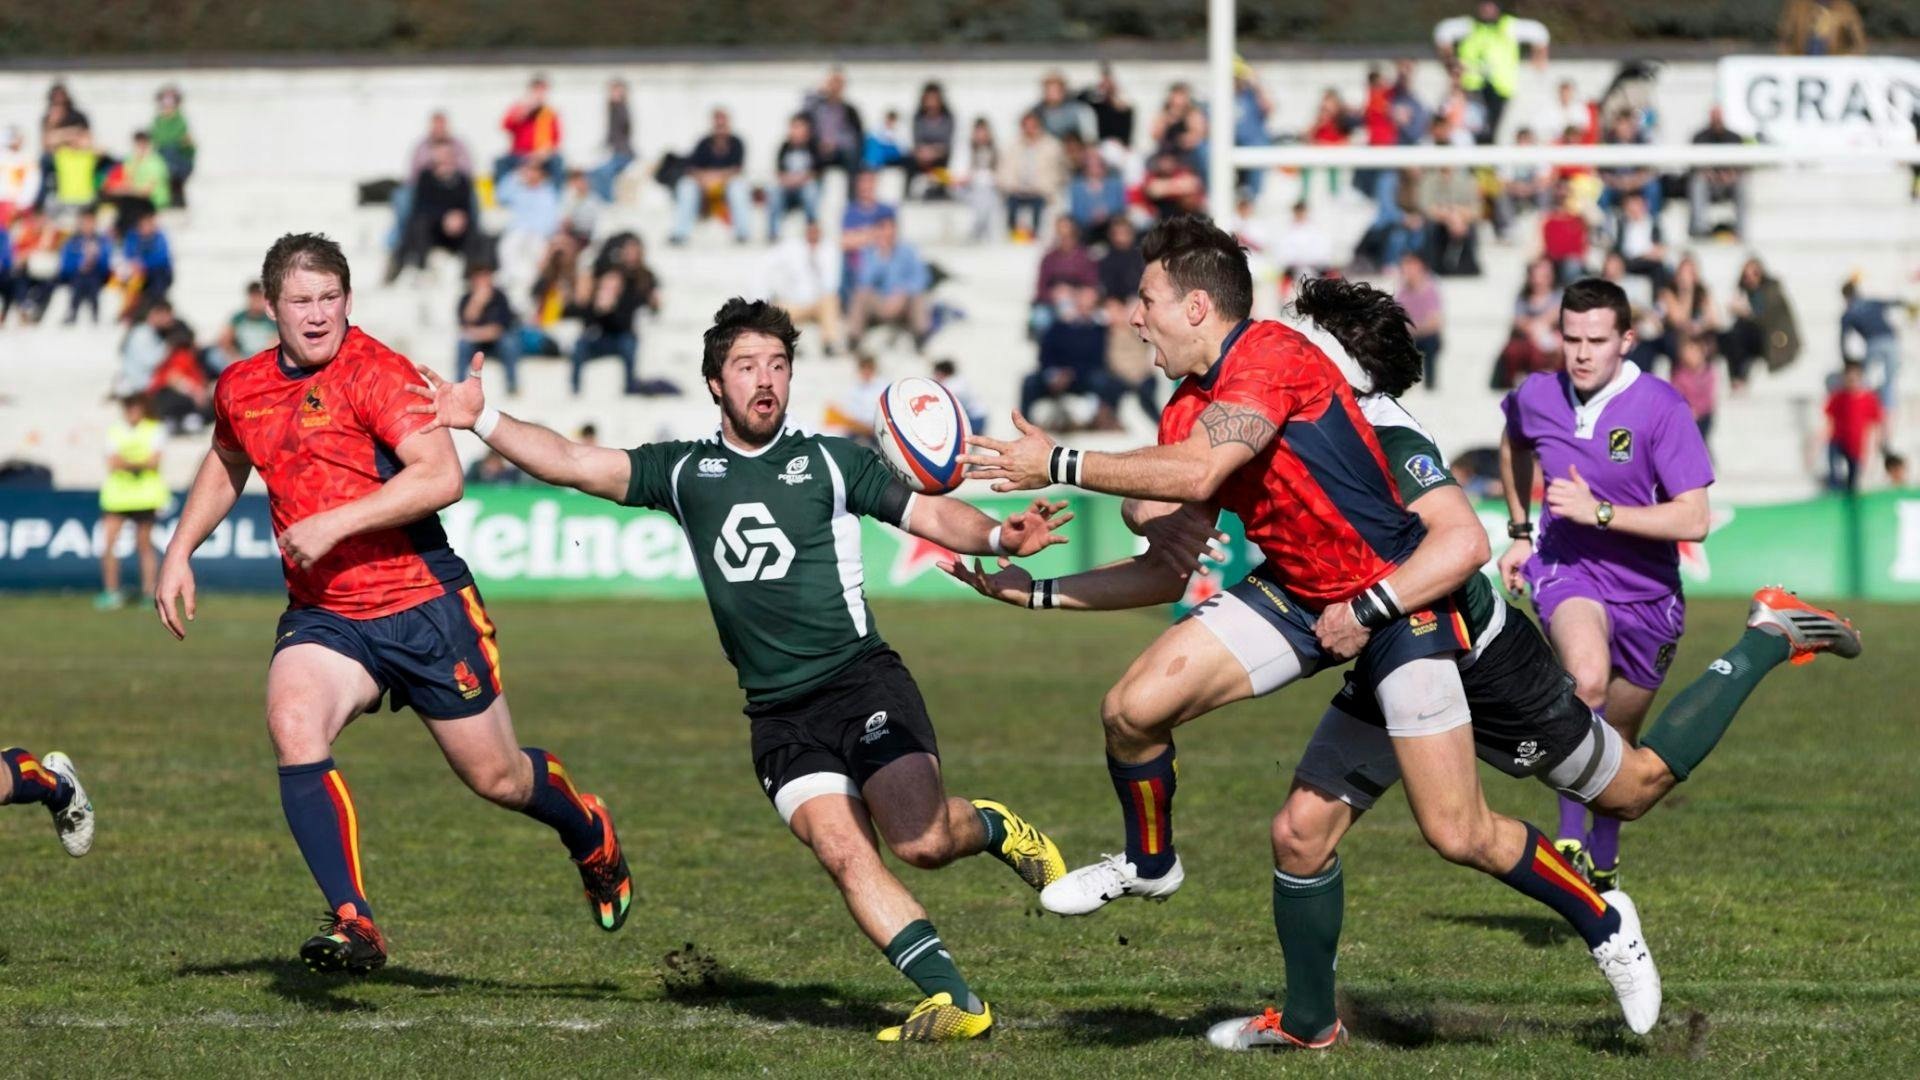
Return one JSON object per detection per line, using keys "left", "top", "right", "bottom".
{"left": 1458, "top": 16, "right": 1523, "bottom": 98}
{"left": 100, "top": 419, "right": 169, "bottom": 513}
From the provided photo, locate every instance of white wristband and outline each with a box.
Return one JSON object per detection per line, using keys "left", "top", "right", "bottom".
{"left": 473, "top": 405, "right": 501, "bottom": 441}
{"left": 988, "top": 525, "right": 1007, "bottom": 556}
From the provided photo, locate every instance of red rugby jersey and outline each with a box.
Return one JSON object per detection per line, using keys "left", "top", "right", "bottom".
{"left": 212, "top": 327, "right": 471, "bottom": 618}
{"left": 1158, "top": 319, "right": 1425, "bottom": 609}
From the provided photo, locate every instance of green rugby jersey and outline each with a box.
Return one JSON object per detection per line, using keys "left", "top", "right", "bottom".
{"left": 623, "top": 427, "right": 913, "bottom": 704}
{"left": 1358, "top": 394, "right": 1503, "bottom": 646}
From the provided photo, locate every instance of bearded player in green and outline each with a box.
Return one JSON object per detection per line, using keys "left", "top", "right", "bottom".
{"left": 406, "top": 298, "right": 1068, "bottom": 1041}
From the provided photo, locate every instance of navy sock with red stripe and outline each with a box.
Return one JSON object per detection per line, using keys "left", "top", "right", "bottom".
{"left": 3, "top": 747, "right": 73, "bottom": 810}
{"left": 1499, "top": 822, "right": 1620, "bottom": 949}
{"left": 521, "top": 748, "right": 604, "bottom": 861}
{"left": 278, "top": 758, "right": 372, "bottom": 919}
{"left": 1109, "top": 744, "right": 1177, "bottom": 879}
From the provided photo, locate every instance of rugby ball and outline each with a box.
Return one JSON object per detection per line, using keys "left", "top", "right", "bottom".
{"left": 875, "top": 377, "right": 972, "bottom": 494}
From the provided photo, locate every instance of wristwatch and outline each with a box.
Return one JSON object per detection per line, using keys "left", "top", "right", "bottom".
{"left": 1595, "top": 501, "right": 1615, "bottom": 530}
{"left": 1507, "top": 521, "right": 1533, "bottom": 540}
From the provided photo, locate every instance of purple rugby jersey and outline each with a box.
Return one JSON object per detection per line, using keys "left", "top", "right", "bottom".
{"left": 1502, "top": 362, "right": 1714, "bottom": 600}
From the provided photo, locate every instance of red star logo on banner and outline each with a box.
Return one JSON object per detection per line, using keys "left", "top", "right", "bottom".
{"left": 889, "top": 532, "right": 959, "bottom": 587}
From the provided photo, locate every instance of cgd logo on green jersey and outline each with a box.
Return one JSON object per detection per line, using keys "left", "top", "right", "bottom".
{"left": 714, "top": 502, "right": 796, "bottom": 583}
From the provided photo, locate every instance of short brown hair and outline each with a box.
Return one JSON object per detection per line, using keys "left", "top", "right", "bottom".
{"left": 1559, "top": 277, "right": 1631, "bottom": 334}
{"left": 261, "top": 233, "right": 351, "bottom": 304}
{"left": 1139, "top": 214, "right": 1253, "bottom": 322}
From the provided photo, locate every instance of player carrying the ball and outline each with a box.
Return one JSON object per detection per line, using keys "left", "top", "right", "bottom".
{"left": 406, "top": 297, "right": 1071, "bottom": 1043}
{"left": 155, "top": 234, "right": 632, "bottom": 976}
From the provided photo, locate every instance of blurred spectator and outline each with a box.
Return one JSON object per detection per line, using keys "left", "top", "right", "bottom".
{"left": 117, "top": 300, "right": 174, "bottom": 396}
{"left": 823, "top": 353, "right": 885, "bottom": 443}
{"left": 42, "top": 84, "right": 91, "bottom": 152}
{"left": 671, "top": 108, "right": 752, "bottom": 246}
{"left": 1080, "top": 65, "right": 1136, "bottom": 163}
{"left": 561, "top": 168, "right": 605, "bottom": 247}
{"left": 206, "top": 281, "right": 277, "bottom": 372}
{"left": 1688, "top": 107, "right": 1748, "bottom": 239}
{"left": 589, "top": 78, "right": 634, "bottom": 202}
{"left": 840, "top": 170, "right": 898, "bottom": 291}
{"left": 760, "top": 221, "right": 845, "bottom": 355}
{"left": 567, "top": 251, "right": 662, "bottom": 396}
{"left": 4, "top": 208, "right": 58, "bottom": 321}
{"left": 863, "top": 109, "right": 909, "bottom": 173}
{"left": 1778, "top": 0, "right": 1866, "bottom": 56}
{"left": 1302, "top": 88, "right": 1356, "bottom": 201}
{"left": 909, "top": 84, "right": 956, "bottom": 198}
{"left": 1535, "top": 79, "right": 1592, "bottom": 144}
{"left": 1032, "top": 217, "right": 1099, "bottom": 338}
{"left": 1433, "top": 1, "right": 1550, "bottom": 143}
{"left": 101, "top": 130, "right": 174, "bottom": 227}
{"left": 1841, "top": 279, "right": 1903, "bottom": 409}
{"left": 1598, "top": 251, "right": 1664, "bottom": 359}
{"left": 1274, "top": 201, "right": 1336, "bottom": 285}
{"left": 1885, "top": 452, "right": 1909, "bottom": 488}
{"left": 1150, "top": 83, "right": 1208, "bottom": 173}
{"left": 2, "top": 125, "right": 40, "bottom": 223}
{"left": 48, "top": 129, "right": 100, "bottom": 215}
{"left": 148, "top": 320, "right": 213, "bottom": 433}
{"left": 576, "top": 424, "right": 599, "bottom": 446}
{"left": 40, "top": 85, "right": 91, "bottom": 208}
{"left": 803, "top": 68, "right": 865, "bottom": 175}
{"left": 118, "top": 213, "right": 173, "bottom": 319}
{"left": 1657, "top": 254, "right": 1719, "bottom": 371}
{"left": 1666, "top": 332, "right": 1718, "bottom": 444}
{"left": 961, "top": 119, "right": 1000, "bottom": 242}
{"left": 1142, "top": 151, "right": 1205, "bottom": 220}
{"left": 1358, "top": 70, "right": 1398, "bottom": 202}
{"left": 1098, "top": 216, "right": 1146, "bottom": 303}
{"left": 55, "top": 208, "right": 111, "bottom": 324}
{"left": 1492, "top": 128, "right": 1551, "bottom": 237}
{"left": 1540, "top": 183, "right": 1589, "bottom": 283}
{"left": 150, "top": 85, "right": 195, "bottom": 208}
{"left": 1825, "top": 360, "right": 1882, "bottom": 491}
{"left": 1450, "top": 446, "right": 1505, "bottom": 500}
{"left": 497, "top": 157, "right": 564, "bottom": 286}
{"left": 1036, "top": 72, "right": 1097, "bottom": 145}
{"left": 1229, "top": 60, "right": 1276, "bottom": 196}
{"left": 1497, "top": 256, "right": 1563, "bottom": 388}
{"left": 1389, "top": 60, "right": 1431, "bottom": 146}
{"left": 457, "top": 262, "right": 522, "bottom": 395}
{"left": 1417, "top": 159, "right": 1483, "bottom": 276}
{"left": 847, "top": 217, "right": 934, "bottom": 352}
{"left": 999, "top": 113, "right": 1066, "bottom": 242}
{"left": 1067, "top": 153, "right": 1127, "bottom": 245}
{"left": 97, "top": 393, "right": 166, "bottom": 610}
{"left": 1023, "top": 284, "right": 1122, "bottom": 431}
{"left": 392, "top": 142, "right": 479, "bottom": 280}
{"left": 1396, "top": 252, "right": 1446, "bottom": 389}
{"left": 1720, "top": 257, "right": 1800, "bottom": 389}
{"left": 1429, "top": 94, "right": 1480, "bottom": 148}
{"left": 1611, "top": 192, "right": 1667, "bottom": 284}
{"left": 769, "top": 114, "right": 823, "bottom": 241}
{"left": 1598, "top": 113, "right": 1661, "bottom": 217}
{"left": 931, "top": 359, "right": 989, "bottom": 435}
{"left": 409, "top": 111, "right": 473, "bottom": 181}
{"left": 468, "top": 450, "right": 525, "bottom": 485}
{"left": 497, "top": 74, "right": 562, "bottom": 180}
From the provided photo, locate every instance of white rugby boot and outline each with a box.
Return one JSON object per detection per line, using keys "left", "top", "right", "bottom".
{"left": 1039, "top": 852, "right": 1183, "bottom": 916}
{"left": 1592, "top": 889, "right": 1660, "bottom": 1034}
{"left": 41, "top": 751, "right": 95, "bottom": 857}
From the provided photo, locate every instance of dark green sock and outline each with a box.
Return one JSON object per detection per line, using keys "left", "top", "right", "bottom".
{"left": 883, "top": 919, "right": 977, "bottom": 1010}
{"left": 1273, "top": 857, "right": 1344, "bottom": 1042}
{"left": 1641, "top": 628, "right": 1792, "bottom": 782}
{"left": 975, "top": 804, "right": 1009, "bottom": 853}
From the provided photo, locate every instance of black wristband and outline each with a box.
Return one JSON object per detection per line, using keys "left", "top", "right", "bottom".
{"left": 1507, "top": 520, "right": 1533, "bottom": 540}
{"left": 1028, "top": 578, "right": 1058, "bottom": 609}
{"left": 1350, "top": 582, "right": 1402, "bottom": 631}
{"left": 1047, "top": 446, "right": 1082, "bottom": 486}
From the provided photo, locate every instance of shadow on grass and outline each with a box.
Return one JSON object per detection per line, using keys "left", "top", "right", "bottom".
{"left": 1054, "top": 1004, "right": 1242, "bottom": 1047}
{"left": 1433, "top": 912, "right": 1573, "bottom": 949}
{"left": 175, "top": 957, "right": 625, "bottom": 1013}
{"left": 1340, "top": 988, "right": 1652, "bottom": 1056}
{"left": 653, "top": 942, "right": 897, "bottom": 1032}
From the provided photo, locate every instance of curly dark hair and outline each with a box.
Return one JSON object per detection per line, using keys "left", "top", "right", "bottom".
{"left": 1289, "top": 275, "right": 1425, "bottom": 399}
{"left": 701, "top": 298, "right": 800, "bottom": 402}
{"left": 1138, "top": 214, "right": 1253, "bottom": 322}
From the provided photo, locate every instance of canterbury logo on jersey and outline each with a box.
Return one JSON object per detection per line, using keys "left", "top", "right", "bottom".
{"left": 698, "top": 457, "right": 728, "bottom": 478}
{"left": 714, "top": 502, "right": 795, "bottom": 583}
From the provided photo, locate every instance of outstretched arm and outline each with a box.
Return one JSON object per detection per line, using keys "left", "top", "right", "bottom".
{"left": 905, "top": 494, "right": 1073, "bottom": 558}
{"left": 943, "top": 553, "right": 1188, "bottom": 611}
{"left": 962, "top": 402, "right": 1277, "bottom": 503}
{"left": 407, "top": 353, "right": 631, "bottom": 501}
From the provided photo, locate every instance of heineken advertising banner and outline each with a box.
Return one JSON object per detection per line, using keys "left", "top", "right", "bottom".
{"left": 7, "top": 486, "right": 1920, "bottom": 602}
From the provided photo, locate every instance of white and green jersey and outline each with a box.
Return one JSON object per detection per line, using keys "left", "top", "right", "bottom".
{"left": 1358, "top": 394, "right": 1505, "bottom": 650}
{"left": 622, "top": 427, "right": 913, "bottom": 704}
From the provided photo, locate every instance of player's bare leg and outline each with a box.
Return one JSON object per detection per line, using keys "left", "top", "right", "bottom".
{"left": 134, "top": 518, "right": 158, "bottom": 600}
{"left": 788, "top": 791, "right": 993, "bottom": 1041}
{"left": 422, "top": 696, "right": 632, "bottom": 932}
{"left": 1044, "top": 617, "right": 1258, "bottom": 915}
{"left": 861, "top": 752, "right": 1065, "bottom": 892}
{"left": 266, "top": 644, "right": 386, "bottom": 973}
{"left": 97, "top": 513, "right": 127, "bottom": 609}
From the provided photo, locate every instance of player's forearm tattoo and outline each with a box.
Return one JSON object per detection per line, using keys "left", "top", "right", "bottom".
{"left": 1198, "top": 403, "right": 1278, "bottom": 453}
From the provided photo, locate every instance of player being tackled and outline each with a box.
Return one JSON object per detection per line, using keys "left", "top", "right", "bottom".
{"left": 406, "top": 298, "right": 1068, "bottom": 1040}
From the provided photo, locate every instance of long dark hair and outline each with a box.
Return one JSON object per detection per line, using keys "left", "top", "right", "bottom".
{"left": 1290, "top": 275, "right": 1423, "bottom": 399}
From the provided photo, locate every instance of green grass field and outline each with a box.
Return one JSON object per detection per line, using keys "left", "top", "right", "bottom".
{"left": 2, "top": 592, "right": 1917, "bottom": 1077}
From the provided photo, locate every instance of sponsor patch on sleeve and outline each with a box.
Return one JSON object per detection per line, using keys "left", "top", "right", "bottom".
{"left": 1404, "top": 454, "right": 1447, "bottom": 489}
